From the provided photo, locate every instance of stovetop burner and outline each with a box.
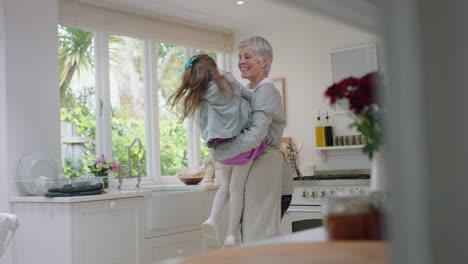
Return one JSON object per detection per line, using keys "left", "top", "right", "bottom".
{"left": 294, "top": 174, "right": 370, "bottom": 181}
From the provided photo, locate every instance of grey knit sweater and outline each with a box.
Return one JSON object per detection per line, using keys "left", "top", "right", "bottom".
{"left": 211, "top": 78, "right": 291, "bottom": 195}
{"left": 211, "top": 79, "right": 286, "bottom": 161}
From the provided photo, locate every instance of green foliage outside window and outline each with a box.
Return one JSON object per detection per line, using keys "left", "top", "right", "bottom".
{"left": 59, "top": 26, "right": 220, "bottom": 179}
{"left": 59, "top": 26, "right": 191, "bottom": 178}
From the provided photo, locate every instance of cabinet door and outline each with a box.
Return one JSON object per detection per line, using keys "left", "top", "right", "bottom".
{"left": 72, "top": 197, "right": 144, "bottom": 264}
{"left": 144, "top": 230, "right": 203, "bottom": 263}
{"left": 145, "top": 191, "right": 206, "bottom": 237}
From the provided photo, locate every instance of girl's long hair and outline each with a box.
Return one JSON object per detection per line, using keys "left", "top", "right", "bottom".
{"left": 169, "top": 54, "right": 237, "bottom": 122}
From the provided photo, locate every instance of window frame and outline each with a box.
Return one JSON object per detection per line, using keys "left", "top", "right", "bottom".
{"left": 89, "top": 32, "right": 229, "bottom": 186}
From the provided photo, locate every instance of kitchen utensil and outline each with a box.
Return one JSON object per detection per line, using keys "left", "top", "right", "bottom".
{"left": 16, "top": 152, "right": 59, "bottom": 195}
{"left": 294, "top": 142, "right": 304, "bottom": 153}
{"left": 176, "top": 167, "right": 205, "bottom": 185}
{"left": 16, "top": 178, "right": 71, "bottom": 196}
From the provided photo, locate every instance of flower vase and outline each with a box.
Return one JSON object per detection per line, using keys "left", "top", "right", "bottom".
{"left": 96, "top": 175, "right": 109, "bottom": 189}
{"left": 370, "top": 149, "right": 389, "bottom": 192}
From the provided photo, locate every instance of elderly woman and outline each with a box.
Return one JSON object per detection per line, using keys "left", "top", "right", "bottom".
{"left": 211, "top": 36, "right": 287, "bottom": 243}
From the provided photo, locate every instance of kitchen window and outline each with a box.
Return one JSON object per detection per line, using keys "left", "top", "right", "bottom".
{"left": 59, "top": 25, "right": 226, "bottom": 183}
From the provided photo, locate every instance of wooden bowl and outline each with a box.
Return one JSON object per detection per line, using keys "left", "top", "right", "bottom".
{"left": 178, "top": 177, "right": 204, "bottom": 185}
{"left": 176, "top": 168, "right": 205, "bottom": 185}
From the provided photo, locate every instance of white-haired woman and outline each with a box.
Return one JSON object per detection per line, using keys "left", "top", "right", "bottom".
{"left": 211, "top": 36, "right": 288, "bottom": 244}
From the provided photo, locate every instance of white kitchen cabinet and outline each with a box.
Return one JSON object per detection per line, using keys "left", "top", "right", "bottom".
{"left": 144, "top": 230, "right": 203, "bottom": 263}
{"left": 12, "top": 196, "right": 144, "bottom": 264}
{"left": 72, "top": 198, "right": 144, "bottom": 264}
{"left": 143, "top": 189, "right": 228, "bottom": 263}
{"left": 145, "top": 190, "right": 206, "bottom": 238}
{"left": 11, "top": 186, "right": 225, "bottom": 264}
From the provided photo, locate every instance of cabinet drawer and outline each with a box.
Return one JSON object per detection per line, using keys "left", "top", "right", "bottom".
{"left": 144, "top": 230, "right": 204, "bottom": 264}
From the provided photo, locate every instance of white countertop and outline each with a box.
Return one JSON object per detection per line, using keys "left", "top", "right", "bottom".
{"left": 140, "top": 182, "right": 221, "bottom": 191}
{"left": 245, "top": 227, "right": 328, "bottom": 247}
{"left": 9, "top": 189, "right": 152, "bottom": 203}
{"left": 10, "top": 182, "right": 221, "bottom": 203}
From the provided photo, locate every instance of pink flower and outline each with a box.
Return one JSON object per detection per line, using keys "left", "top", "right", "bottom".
{"left": 111, "top": 160, "right": 119, "bottom": 172}
{"left": 91, "top": 155, "right": 119, "bottom": 175}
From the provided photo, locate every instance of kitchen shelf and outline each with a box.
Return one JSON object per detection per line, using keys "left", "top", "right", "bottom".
{"left": 315, "top": 145, "right": 364, "bottom": 151}
{"left": 315, "top": 145, "right": 364, "bottom": 161}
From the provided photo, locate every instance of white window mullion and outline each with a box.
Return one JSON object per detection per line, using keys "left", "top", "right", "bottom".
{"left": 187, "top": 117, "right": 202, "bottom": 169}
{"left": 144, "top": 41, "right": 161, "bottom": 180}
{"left": 94, "top": 32, "right": 112, "bottom": 159}
{"left": 217, "top": 52, "right": 231, "bottom": 72}
{"left": 185, "top": 48, "right": 202, "bottom": 169}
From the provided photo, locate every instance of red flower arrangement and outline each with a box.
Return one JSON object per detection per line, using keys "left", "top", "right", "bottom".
{"left": 324, "top": 71, "right": 383, "bottom": 159}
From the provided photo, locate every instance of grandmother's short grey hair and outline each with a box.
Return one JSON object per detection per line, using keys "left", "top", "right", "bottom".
{"left": 238, "top": 36, "right": 273, "bottom": 74}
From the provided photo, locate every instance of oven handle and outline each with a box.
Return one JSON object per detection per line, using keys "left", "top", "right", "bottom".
{"left": 287, "top": 207, "right": 323, "bottom": 213}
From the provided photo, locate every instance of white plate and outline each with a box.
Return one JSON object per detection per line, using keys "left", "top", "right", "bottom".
{"left": 16, "top": 152, "right": 59, "bottom": 195}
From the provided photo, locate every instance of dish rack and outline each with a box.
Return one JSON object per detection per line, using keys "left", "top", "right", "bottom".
{"left": 16, "top": 177, "right": 103, "bottom": 196}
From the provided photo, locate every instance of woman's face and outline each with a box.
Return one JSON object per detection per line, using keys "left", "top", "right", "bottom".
{"left": 238, "top": 45, "right": 267, "bottom": 81}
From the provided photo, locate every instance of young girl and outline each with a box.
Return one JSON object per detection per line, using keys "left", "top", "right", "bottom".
{"left": 169, "top": 54, "right": 266, "bottom": 248}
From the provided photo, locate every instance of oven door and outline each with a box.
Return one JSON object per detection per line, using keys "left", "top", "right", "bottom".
{"left": 280, "top": 205, "right": 324, "bottom": 235}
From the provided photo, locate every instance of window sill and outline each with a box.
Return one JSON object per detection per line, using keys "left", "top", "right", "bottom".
{"left": 110, "top": 176, "right": 221, "bottom": 192}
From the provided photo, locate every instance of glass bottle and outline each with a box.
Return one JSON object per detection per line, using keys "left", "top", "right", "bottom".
{"left": 324, "top": 195, "right": 379, "bottom": 240}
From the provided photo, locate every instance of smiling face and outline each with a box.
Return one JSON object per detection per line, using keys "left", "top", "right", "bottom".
{"left": 238, "top": 45, "right": 268, "bottom": 85}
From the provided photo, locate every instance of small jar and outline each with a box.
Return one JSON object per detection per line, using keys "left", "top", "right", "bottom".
{"left": 356, "top": 135, "right": 362, "bottom": 145}
{"left": 324, "top": 195, "right": 379, "bottom": 240}
{"left": 343, "top": 136, "right": 349, "bottom": 146}
{"left": 338, "top": 136, "right": 344, "bottom": 146}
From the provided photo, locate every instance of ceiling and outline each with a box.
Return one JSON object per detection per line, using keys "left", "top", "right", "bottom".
{"left": 81, "top": 0, "right": 312, "bottom": 32}
{"left": 81, "top": 0, "right": 383, "bottom": 33}
{"left": 82, "top": 0, "right": 382, "bottom": 31}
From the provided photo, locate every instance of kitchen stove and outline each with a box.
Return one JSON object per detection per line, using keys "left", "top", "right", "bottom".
{"left": 280, "top": 172, "right": 371, "bottom": 235}
{"left": 292, "top": 174, "right": 371, "bottom": 206}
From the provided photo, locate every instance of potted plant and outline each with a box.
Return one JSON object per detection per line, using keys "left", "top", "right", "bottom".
{"left": 324, "top": 71, "right": 383, "bottom": 159}
{"left": 325, "top": 71, "right": 388, "bottom": 191}
{"left": 90, "top": 155, "right": 119, "bottom": 189}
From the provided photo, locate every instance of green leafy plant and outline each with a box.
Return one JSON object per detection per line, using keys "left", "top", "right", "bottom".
{"left": 59, "top": 27, "right": 199, "bottom": 178}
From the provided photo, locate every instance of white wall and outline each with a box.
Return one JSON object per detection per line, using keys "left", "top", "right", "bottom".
{"left": 0, "top": 0, "right": 60, "bottom": 206}
{"left": 231, "top": 13, "right": 380, "bottom": 172}
{"left": 0, "top": 0, "right": 7, "bottom": 214}
{"left": 1, "top": 2, "right": 59, "bottom": 261}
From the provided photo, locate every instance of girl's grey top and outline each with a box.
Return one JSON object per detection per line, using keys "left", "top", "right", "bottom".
{"left": 198, "top": 73, "right": 251, "bottom": 144}
{"left": 211, "top": 78, "right": 286, "bottom": 161}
